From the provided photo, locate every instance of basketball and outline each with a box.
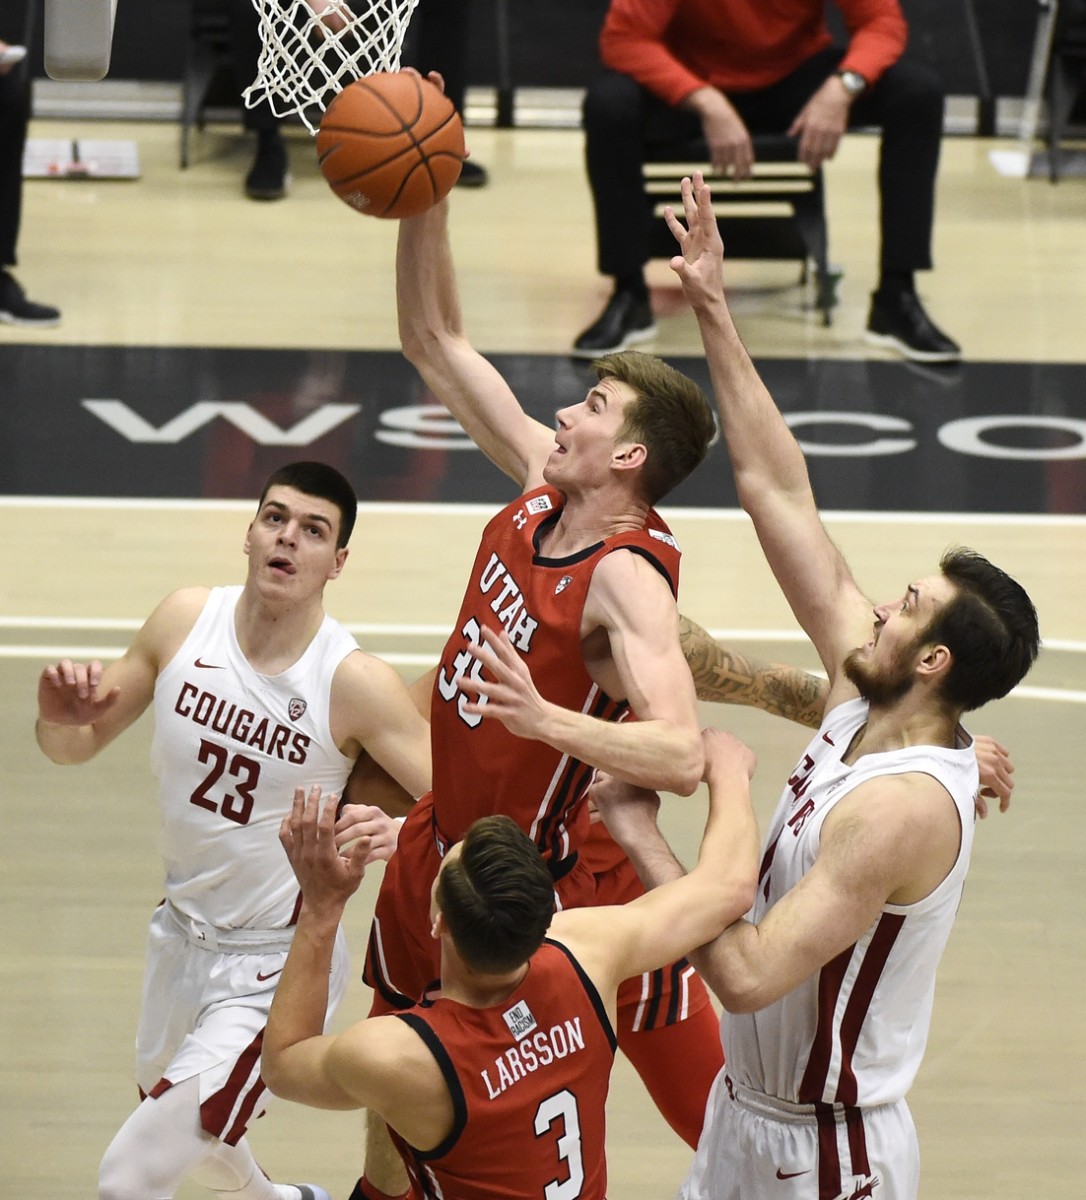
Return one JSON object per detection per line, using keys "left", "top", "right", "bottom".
{"left": 316, "top": 72, "right": 466, "bottom": 219}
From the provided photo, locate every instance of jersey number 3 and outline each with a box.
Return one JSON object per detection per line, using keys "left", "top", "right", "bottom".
{"left": 535, "top": 1089, "right": 584, "bottom": 1200}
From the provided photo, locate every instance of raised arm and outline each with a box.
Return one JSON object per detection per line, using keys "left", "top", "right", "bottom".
{"left": 613, "top": 765, "right": 962, "bottom": 1014}
{"left": 557, "top": 727, "right": 759, "bottom": 992}
{"left": 694, "top": 770, "right": 962, "bottom": 1012}
{"left": 396, "top": 192, "right": 556, "bottom": 489}
{"left": 666, "top": 174, "right": 872, "bottom": 686}
{"left": 679, "top": 613, "right": 828, "bottom": 728}
{"left": 266, "top": 787, "right": 455, "bottom": 1148}
{"left": 35, "top": 587, "right": 203, "bottom": 764}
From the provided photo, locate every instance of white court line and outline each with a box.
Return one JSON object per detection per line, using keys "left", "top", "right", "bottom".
{"left": 6, "top": 643, "right": 1083, "bottom": 704}
{"left": 0, "top": 616, "right": 454, "bottom": 637}
{"left": 2, "top": 494, "right": 1085, "bottom": 527}
{"left": 2, "top": 618, "right": 1083, "bottom": 657}
{"left": 3, "top": 645, "right": 439, "bottom": 669}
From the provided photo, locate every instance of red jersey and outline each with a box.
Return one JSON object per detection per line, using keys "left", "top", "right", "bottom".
{"left": 390, "top": 939, "right": 617, "bottom": 1200}
{"left": 429, "top": 485, "right": 681, "bottom": 866}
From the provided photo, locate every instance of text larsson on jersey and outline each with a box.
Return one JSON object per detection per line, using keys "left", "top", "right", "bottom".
{"left": 481, "top": 1001, "right": 586, "bottom": 1099}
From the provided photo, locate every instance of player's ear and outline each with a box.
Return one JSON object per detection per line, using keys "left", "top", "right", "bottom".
{"left": 917, "top": 642, "right": 951, "bottom": 680}
{"left": 329, "top": 546, "right": 349, "bottom": 579}
{"left": 612, "top": 440, "right": 647, "bottom": 473}
{"left": 243, "top": 522, "right": 254, "bottom": 557}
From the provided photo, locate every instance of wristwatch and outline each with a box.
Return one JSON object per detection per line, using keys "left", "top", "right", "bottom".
{"left": 836, "top": 69, "right": 867, "bottom": 98}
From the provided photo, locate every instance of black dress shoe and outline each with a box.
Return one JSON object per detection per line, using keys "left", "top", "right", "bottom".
{"left": 245, "top": 135, "right": 289, "bottom": 200}
{"left": 455, "top": 159, "right": 489, "bottom": 188}
{"left": 571, "top": 288, "right": 656, "bottom": 358}
{"left": 0, "top": 271, "right": 60, "bottom": 327}
{"left": 865, "top": 290, "right": 961, "bottom": 363}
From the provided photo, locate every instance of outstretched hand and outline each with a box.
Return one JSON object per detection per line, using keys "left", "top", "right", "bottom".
{"left": 664, "top": 171, "right": 726, "bottom": 309}
{"left": 38, "top": 660, "right": 121, "bottom": 726}
{"left": 459, "top": 626, "right": 551, "bottom": 740}
{"left": 280, "top": 786, "right": 368, "bottom": 918}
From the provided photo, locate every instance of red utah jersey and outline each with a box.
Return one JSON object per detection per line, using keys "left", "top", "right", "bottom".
{"left": 390, "top": 938, "right": 617, "bottom": 1200}
{"left": 429, "top": 485, "right": 681, "bottom": 865}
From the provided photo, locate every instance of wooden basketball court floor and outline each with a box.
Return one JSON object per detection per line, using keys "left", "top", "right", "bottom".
{"left": 2, "top": 115, "right": 1084, "bottom": 1198}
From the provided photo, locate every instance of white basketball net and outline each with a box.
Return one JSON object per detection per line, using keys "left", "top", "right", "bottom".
{"left": 243, "top": 0, "right": 421, "bottom": 134}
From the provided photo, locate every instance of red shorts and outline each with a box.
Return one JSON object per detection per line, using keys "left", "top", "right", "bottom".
{"left": 592, "top": 853, "right": 715, "bottom": 1030}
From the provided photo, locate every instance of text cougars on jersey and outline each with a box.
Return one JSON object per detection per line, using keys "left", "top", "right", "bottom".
{"left": 480, "top": 1018, "right": 586, "bottom": 1099}
{"left": 174, "top": 682, "right": 311, "bottom": 762}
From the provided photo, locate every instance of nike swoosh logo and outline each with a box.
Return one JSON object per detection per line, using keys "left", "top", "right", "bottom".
{"left": 194, "top": 658, "right": 225, "bottom": 669}
{"left": 776, "top": 1169, "right": 811, "bottom": 1180}
{"left": 256, "top": 969, "right": 283, "bottom": 981}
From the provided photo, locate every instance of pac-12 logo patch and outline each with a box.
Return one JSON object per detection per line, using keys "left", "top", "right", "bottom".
{"left": 288, "top": 698, "right": 307, "bottom": 722}
{"left": 555, "top": 575, "right": 573, "bottom": 595}
{"left": 526, "top": 495, "right": 554, "bottom": 515}
{"left": 502, "top": 999, "right": 538, "bottom": 1040}
{"left": 648, "top": 528, "right": 679, "bottom": 550}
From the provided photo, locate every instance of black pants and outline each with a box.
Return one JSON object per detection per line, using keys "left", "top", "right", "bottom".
{"left": 0, "top": 65, "right": 30, "bottom": 267}
{"left": 403, "top": 0, "right": 472, "bottom": 114}
{"left": 228, "top": 0, "right": 279, "bottom": 134}
{"left": 583, "top": 46, "right": 945, "bottom": 280}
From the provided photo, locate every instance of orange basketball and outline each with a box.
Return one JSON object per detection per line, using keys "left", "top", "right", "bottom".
{"left": 316, "top": 73, "right": 466, "bottom": 219}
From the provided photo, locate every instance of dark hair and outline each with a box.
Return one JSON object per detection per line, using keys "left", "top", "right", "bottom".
{"left": 923, "top": 547, "right": 1040, "bottom": 712}
{"left": 257, "top": 462, "right": 358, "bottom": 549}
{"left": 436, "top": 815, "right": 556, "bottom": 974}
{"left": 593, "top": 351, "right": 716, "bottom": 505}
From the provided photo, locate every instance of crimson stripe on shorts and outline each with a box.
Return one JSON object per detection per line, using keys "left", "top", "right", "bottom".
{"left": 798, "top": 944, "right": 853, "bottom": 1103}
{"left": 835, "top": 913, "right": 906, "bottom": 1107}
{"left": 846, "top": 1104, "right": 871, "bottom": 1177}
{"left": 199, "top": 1029, "right": 264, "bottom": 1143}
{"left": 224, "top": 1075, "right": 267, "bottom": 1146}
{"left": 815, "top": 1102, "right": 843, "bottom": 1199}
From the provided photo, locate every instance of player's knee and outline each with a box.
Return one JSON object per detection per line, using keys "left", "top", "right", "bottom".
{"left": 99, "top": 1152, "right": 159, "bottom": 1200}
{"left": 99, "top": 1127, "right": 183, "bottom": 1200}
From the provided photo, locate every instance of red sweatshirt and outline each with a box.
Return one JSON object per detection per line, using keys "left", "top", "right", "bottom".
{"left": 600, "top": 0, "right": 907, "bottom": 106}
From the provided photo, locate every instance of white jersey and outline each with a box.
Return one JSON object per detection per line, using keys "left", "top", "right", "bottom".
{"left": 725, "top": 697, "right": 979, "bottom": 1110}
{"left": 151, "top": 585, "right": 357, "bottom": 930}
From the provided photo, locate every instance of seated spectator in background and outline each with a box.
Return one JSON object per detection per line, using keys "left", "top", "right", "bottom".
{"left": 228, "top": 0, "right": 288, "bottom": 200}
{"left": 405, "top": 0, "right": 488, "bottom": 187}
{"left": 0, "top": 33, "right": 60, "bottom": 327}
{"left": 574, "top": 0, "right": 960, "bottom": 365}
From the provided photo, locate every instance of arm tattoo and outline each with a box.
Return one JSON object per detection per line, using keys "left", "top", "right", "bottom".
{"left": 679, "top": 614, "right": 828, "bottom": 730}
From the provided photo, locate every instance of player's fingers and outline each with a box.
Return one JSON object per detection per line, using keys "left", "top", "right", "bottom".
{"left": 319, "top": 790, "right": 340, "bottom": 834}
{"left": 283, "top": 787, "right": 307, "bottom": 844}
{"left": 73, "top": 662, "right": 95, "bottom": 699}
{"left": 345, "top": 837, "right": 371, "bottom": 877}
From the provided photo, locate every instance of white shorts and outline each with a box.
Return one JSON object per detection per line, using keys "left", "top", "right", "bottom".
{"left": 679, "top": 1072, "right": 920, "bottom": 1200}
{"left": 134, "top": 901, "right": 349, "bottom": 1144}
